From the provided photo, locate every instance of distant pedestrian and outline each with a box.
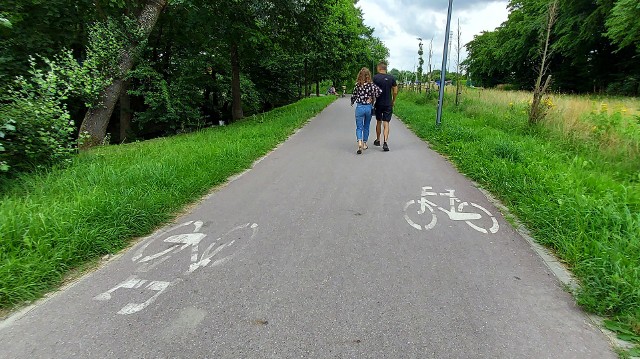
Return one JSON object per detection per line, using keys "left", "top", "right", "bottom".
{"left": 351, "top": 67, "right": 381, "bottom": 154}
{"left": 373, "top": 62, "right": 398, "bottom": 151}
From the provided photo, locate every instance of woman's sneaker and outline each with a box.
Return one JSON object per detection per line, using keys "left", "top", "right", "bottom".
{"left": 383, "top": 142, "right": 389, "bottom": 151}
{"left": 373, "top": 139, "right": 380, "bottom": 146}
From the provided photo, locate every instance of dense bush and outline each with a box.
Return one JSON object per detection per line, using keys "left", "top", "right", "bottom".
{"left": 606, "top": 76, "right": 640, "bottom": 97}
{"left": 0, "top": 57, "right": 77, "bottom": 175}
{"left": 128, "top": 62, "right": 206, "bottom": 133}
{"left": 0, "top": 18, "right": 131, "bottom": 176}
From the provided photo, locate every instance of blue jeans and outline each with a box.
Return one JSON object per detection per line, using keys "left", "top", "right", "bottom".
{"left": 355, "top": 103, "right": 372, "bottom": 142}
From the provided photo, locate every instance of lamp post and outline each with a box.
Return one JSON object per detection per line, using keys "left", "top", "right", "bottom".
{"left": 436, "top": 0, "right": 454, "bottom": 126}
{"left": 417, "top": 37, "right": 424, "bottom": 92}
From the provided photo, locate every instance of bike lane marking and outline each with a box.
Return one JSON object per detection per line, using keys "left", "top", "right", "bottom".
{"left": 404, "top": 185, "right": 499, "bottom": 234}
{"left": 92, "top": 220, "right": 259, "bottom": 315}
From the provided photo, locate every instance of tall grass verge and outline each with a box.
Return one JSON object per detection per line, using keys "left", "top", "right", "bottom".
{"left": 461, "top": 87, "right": 640, "bottom": 162}
{"left": 0, "top": 96, "right": 335, "bottom": 308}
{"left": 395, "top": 91, "right": 640, "bottom": 338}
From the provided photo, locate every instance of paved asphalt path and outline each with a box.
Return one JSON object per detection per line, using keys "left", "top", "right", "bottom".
{"left": 0, "top": 97, "right": 615, "bottom": 358}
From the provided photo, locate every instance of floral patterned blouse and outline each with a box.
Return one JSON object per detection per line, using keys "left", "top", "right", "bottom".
{"left": 351, "top": 82, "right": 382, "bottom": 105}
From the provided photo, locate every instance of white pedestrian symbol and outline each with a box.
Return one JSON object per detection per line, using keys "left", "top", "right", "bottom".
{"left": 94, "top": 220, "right": 258, "bottom": 315}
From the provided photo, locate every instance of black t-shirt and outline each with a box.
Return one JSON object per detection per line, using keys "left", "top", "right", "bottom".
{"left": 373, "top": 73, "right": 397, "bottom": 107}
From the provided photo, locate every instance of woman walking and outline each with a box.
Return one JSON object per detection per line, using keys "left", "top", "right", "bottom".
{"left": 350, "top": 67, "right": 381, "bottom": 154}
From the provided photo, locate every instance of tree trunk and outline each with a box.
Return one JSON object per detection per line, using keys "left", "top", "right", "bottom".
{"left": 316, "top": 79, "right": 319, "bottom": 97}
{"left": 79, "top": 0, "right": 167, "bottom": 149}
{"left": 230, "top": 43, "right": 243, "bottom": 122}
{"left": 528, "top": 0, "right": 558, "bottom": 125}
{"left": 304, "top": 59, "right": 309, "bottom": 97}
{"left": 119, "top": 80, "right": 132, "bottom": 143}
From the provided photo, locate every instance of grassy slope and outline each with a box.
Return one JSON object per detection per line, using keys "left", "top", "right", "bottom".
{"left": 0, "top": 96, "right": 335, "bottom": 308}
{"left": 395, "top": 91, "right": 639, "bottom": 336}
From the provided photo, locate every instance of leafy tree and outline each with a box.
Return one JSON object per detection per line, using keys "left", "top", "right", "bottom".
{"left": 1, "top": 0, "right": 389, "bottom": 172}
{"left": 79, "top": 0, "right": 168, "bottom": 148}
{"left": 464, "top": 0, "right": 639, "bottom": 95}
{"left": 464, "top": 31, "right": 508, "bottom": 88}
{"left": 605, "top": 0, "right": 640, "bottom": 53}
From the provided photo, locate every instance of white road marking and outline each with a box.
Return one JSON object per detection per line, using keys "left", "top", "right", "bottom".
{"left": 468, "top": 202, "right": 499, "bottom": 234}
{"left": 403, "top": 200, "right": 423, "bottom": 230}
{"left": 136, "top": 255, "right": 170, "bottom": 273}
{"left": 132, "top": 221, "right": 194, "bottom": 262}
{"left": 93, "top": 277, "right": 146, "bottom": 301}
{"left": 138, "top": 247, "right": 175, "bottom": 264}
{"left": 164, "top": 232, "right": 207, "bottom": 246}
{"left": 95, "top": 221, "right": 259, "bottom": 315}
{"left": 403, "top": 200, "right": 437, "bottom": 231}
{"left": 421, "top": 186, "right": 437, "bottom": 196}
{"left": 191, "top": 244, "right": 199, "bottom": 263}
{"left": 405, "top": 186, "right": 499, "bottom": 234}
{"left": 117, "top": 280, "right": 171, "bottom": 315}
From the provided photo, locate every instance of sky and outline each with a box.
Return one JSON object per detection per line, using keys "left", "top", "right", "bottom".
{"left": 358, "top": 0, "right": 510, "bottom": 73}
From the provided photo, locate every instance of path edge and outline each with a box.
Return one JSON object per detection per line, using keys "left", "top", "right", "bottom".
{"left": 0, "top": 106, "right": 327, "bottom": 329}
{"left": 476, "top": 185, "right": 636, "bottom": 355}
{"left": 398, "top": 116, "right": 637, "bottom": 356}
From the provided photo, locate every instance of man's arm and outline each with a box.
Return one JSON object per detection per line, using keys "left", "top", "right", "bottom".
{"left": 391, "top": 85, "right": 398, "bottom": 107}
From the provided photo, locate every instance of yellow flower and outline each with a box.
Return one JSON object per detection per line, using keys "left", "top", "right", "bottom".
{"left": 543, "top": 98, "right": 554, "bottom": 108}
{"left": 600, "top": 103, "right": 608, "bottom": 113}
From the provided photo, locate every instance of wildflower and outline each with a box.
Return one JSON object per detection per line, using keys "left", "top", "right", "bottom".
{"left": 600, "top": 103, "right": 608, "bottom": 113}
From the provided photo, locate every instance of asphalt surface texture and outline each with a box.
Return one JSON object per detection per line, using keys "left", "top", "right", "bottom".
{"left": 0, "top": 97, "right": 615, "bottom": 358}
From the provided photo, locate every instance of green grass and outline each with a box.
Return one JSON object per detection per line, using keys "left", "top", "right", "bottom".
{"left": 395, "top": 91, "right": 640, "bottom": 339}
{"left": 0, "top": 96, "right": 335, "bottom": 308}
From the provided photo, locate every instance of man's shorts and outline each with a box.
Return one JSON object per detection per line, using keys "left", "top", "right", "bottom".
{"left": 375, "top": 106, "right": 393, "bottom": 122}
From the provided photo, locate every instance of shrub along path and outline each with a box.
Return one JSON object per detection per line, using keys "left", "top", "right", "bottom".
{"left": 0, "top": 96, "right": 615, "bottom": 358}
{"left": 0, "top": 96, "right": 335, "bottom": 308}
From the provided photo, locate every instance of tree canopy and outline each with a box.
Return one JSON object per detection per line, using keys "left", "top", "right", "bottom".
{"left": 463, "top": 0, "right": 640, "bottom": 95}
{"left": 0, "top": 0, "right": 388, "bottom": 147}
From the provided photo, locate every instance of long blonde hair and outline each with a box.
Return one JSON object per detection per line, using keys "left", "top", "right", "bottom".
{"left": 356, "top": 67, "right": 372, "bottom": 86}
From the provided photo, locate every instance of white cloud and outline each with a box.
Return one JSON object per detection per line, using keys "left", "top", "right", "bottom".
{"left": 358, "top": 0, "right": 509, "bottom": 71}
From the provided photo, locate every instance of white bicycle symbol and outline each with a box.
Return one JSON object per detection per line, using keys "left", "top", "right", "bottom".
{"left": 404, "top": 186, "right": 499, "bottom": 234}
{"left": 94, "top": 220, "right": 258, "bottom": 315}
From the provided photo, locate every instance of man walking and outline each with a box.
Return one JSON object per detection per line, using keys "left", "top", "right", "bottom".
{"left": 373, "top": 62, "right": 398, "bottom": 151}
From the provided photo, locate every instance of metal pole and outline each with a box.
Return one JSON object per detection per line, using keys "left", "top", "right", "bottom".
{"left": 437, "top": 0, "right": 453, "bottom": 126}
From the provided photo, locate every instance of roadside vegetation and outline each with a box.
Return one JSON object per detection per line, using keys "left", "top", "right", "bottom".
{"left": 395, "top": 89, "right": 640, "bottom": 348}
{"left": 1, "top": 0, "right": 381, "bottom": 311}
{"left": 1, "top": 0, "right": 387, "bottom": 177}
{"left": 464, "top": 0, "right": 639, "bottom": 97}
{"left": 0, "top": 96, "right": 334, "bottom": 309}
